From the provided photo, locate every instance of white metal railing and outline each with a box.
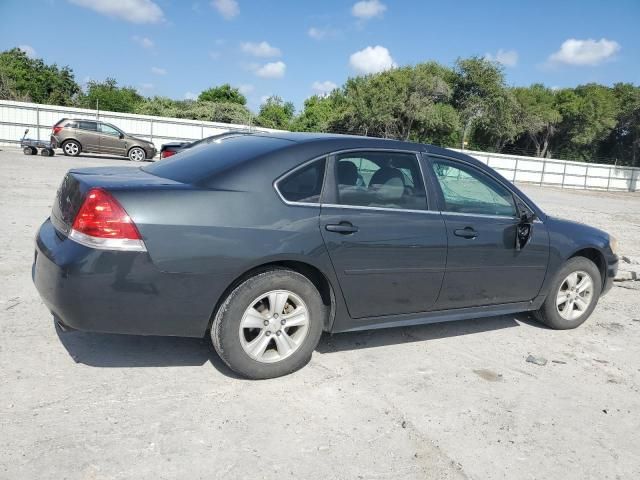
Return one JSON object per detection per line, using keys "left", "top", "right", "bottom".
{"left": 1, "top": 99, "right": 639, "bottom": 192}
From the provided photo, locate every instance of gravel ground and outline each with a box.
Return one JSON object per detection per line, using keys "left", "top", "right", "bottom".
{"left": 1, "top": 148, "right": 639, "bottom": 480}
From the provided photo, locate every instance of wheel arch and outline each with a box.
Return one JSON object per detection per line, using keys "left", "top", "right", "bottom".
{"left": 127, "top": 145, "right": 147, "bottom": 158}
{"left": 208, "top": 260, "right": 337, "bottom": 333}
{"left": 568, "top": 247, "right": 606, "bottom": 289}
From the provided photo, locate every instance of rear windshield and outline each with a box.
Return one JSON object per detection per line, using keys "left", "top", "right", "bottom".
{"left": 143, "top": 134, "right": 292, "bottom": 184}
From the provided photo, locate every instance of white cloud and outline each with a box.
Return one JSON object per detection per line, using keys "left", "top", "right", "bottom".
{"left": 238, "top": 84, "right": 255, "bottom": 94}
{"left": 485, "top": 49, "right": 518, "bottom": 67}
{"left": 312, "top": 80, "right": 337, "bottom": 95}
{"left": 548, "top": 38, "right": 620, "bottom": 66}
{"left": 254, "top": 61, "right": 286, "bottom": 79}
{"left": 211, "top": 0, "right": 239, "bottom": 20}
{"left": 68, "top": 0, "right": 164, "bottom": 24}
{"left": 184, "top": 91, "right": 197, "bottom": 100}
{"left": 132, "top": 35, "right": 154, "bottom": 49}
{"left": 349, "top": 45, "right": 396, "bottom": 74}
{"left": 151, "top": 66, "right": 167, "bottom": 75}
{"left": 308, "top": 26, "right": 338, "bottom": 40}
{"left": 18, "top": 45, "right": 36, "bottom": 58}
{"left": 240, "top": 41, "right": 281, "bottom": 58}
{"left": 351, "top": 0, "right": 386, "bottom": 19}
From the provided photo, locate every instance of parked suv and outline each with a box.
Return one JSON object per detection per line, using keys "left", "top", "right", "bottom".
{"left": 51, "top": 118, "right": 156, "bottom": 161}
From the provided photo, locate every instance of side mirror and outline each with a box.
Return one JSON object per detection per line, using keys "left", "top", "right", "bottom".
{"left": 119, "top": 133, "right": 124, "bottom": 139}
{"left": 515, "top": 207, "right": 535, "bottom": 251}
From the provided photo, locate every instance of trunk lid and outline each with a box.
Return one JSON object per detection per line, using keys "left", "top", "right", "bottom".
{"left": 51, "top": 166, "right": 183, "bottom": 235}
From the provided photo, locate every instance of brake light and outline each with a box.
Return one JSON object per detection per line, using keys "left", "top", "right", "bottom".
{"left": 52, "top": 126, "right": 63, "bottom": 135}
{"left": 69, "top": 188, "right": 146, "bottom": 251}
{"left": 161, "top": 150, "right": 176, "bottom": 158}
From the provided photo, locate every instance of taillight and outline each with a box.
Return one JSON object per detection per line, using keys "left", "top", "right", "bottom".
{"left": 161, "top": 150, "right": 176, "bottom": 158}
{"left": 52, "top": 126, "right": 63, "bottom": 135}
{"left": 69, "top": 188, "right": 146, "bottom": 251}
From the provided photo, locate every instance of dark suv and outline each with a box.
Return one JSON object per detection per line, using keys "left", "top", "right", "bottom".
{"left": 51, "top": 118, "right": 157, "bottom": 161}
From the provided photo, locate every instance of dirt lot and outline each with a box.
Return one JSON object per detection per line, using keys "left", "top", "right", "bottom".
{"left": 1, "top": 148, "right": 639, "bottom": 480}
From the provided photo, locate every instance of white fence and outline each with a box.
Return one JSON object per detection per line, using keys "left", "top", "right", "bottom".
{"left": 0, "top": 99, "right": 274, "bottom": 150}
{"left": 457, "top": 149, "right": 640, "bottom": 193}
{"left": 1, "top": 99, "right": 639, "bottom": 192}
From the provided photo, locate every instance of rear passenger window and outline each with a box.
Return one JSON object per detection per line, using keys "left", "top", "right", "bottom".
{"left": 336, "top": 151, "right": 427, "bottom": 210}
{"left": 65, "top": 122, "right": 78, "bottom": 128}
{"left": 278, "top": 158, "right": 326, "bottom": 203}
{"left": 78, "top": 121, "right": 97, "bottom": 131}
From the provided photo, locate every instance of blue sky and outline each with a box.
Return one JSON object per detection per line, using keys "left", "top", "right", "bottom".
{"left": 1, "top": 0, "right": 638, "bottom": 111}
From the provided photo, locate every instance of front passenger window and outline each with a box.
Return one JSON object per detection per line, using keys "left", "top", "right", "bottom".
{"left": 431, "top": 160, "right": 516, "bottom": 217}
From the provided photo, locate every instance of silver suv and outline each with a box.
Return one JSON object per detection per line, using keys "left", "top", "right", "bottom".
{"left": 51, "top": 118, "right": 157, "bottom": 161}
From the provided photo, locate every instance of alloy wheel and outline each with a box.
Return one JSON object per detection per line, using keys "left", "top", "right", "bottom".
{"left": 556, "top": 270, "right": 594, "bottom": 321}
{"left": 238, "top": 290, "right": 310, "bottom": 363}
{"left": 129, "top": 148, "right": 145, "bottom": 162}
{"left": 64, "top": 142, "right": 79, "bottom": 155}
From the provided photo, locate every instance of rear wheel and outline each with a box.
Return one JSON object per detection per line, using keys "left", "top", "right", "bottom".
{"left": 211, "top": 269, "right": 327, "bottom": 379}
{"left": 40, "top": 148, "right": 53, "bottom": 157}
{"left": 534, "top": 257, "right": 601, "bottom": 329}
{"left": 128, "top": 147, "right": 146, "bottom": 162}
{"left": 62, "top": 140, "right": 81, "bottom": 157}
{"left": 23, "top": 146, "right": 36, "bottom": 155}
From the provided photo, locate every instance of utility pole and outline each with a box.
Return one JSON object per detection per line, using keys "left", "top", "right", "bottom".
{"left": 96, "top": 99, "right": 99, "bottom": 120}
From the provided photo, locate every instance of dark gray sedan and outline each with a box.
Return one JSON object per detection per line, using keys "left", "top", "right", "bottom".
{"left": 33, "top": 133, "right": 619, "bottom": 378}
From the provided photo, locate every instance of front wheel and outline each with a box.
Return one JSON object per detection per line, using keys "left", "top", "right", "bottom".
{"left": 534, "top": 257, "right": 602, "bottom": 329}
{"left": 128, "top": 147, "right": 146, "bottom": 162}
{"left": 211, "top": 269, "right": 327, "bottom": 379}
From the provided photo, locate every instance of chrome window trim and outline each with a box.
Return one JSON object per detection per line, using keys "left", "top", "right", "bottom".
{"left": 427, "top": 152, "right": 544, "bottom": 223}
{"left": 320, "top": 203, "right": 441, "bottom": 215}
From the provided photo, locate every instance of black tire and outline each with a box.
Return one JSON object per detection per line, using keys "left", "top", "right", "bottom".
{"left": 62, "top": 140, "right": 81, "bottom": 157}
{"left": 40, "top": 148, "right": 52, "bottom": 157}
{"left": 534, "top": 256, "right": 602, "bottom": 330}
{"left": 23, "top": 146, "right": 36, "bottom": 155}
{"left": 211, "top": 268, "right": 327, "bottom": 379}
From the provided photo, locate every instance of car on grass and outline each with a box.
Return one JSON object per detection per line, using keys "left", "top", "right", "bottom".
{"left": 32, "top": 132, "right": 619, "bottom": 379}
{"left": 51, "top": 118, "right": 156, "bottom": 161}
{"left": 159, "top": 129, "right": 253, "bottom": 158}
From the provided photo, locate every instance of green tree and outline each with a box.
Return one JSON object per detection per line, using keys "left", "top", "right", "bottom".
{"left": 198, "top": 84, "right": 247, "bottom": 105}
{"left": 256, "top": 96, "right": 295, "bottom": 129}
{"left": 606, "top": 83, "right": 640, "bottom": 166}
{"left": 453, "top": 57, "right": 520, "bottom": 151}
{"left": 0, "top": 48, "right": 79, "bottom": 105}
{"left": 553, "top": 84, "right": 619, "bottom": 160}
{"left": 512, "top": 84, "right": 562, "bottom": 157}
{"left": 78, "top": 78, "right": 143, "bottom": 113}
{"left": 291, "top": 95, "right": 336, "bottom": 132}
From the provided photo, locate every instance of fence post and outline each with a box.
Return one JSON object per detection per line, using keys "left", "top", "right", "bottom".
{"left": 150, "top": 119, "right": 154, "bottom": 145}
{"left": 606, "top": 166, "right": 612, "bottom": 191}
{"left": 584, "top": 165, "right": 589, "bottom": 189}
{"left": 561, "top": 162, "right": 567, "bottom": 189}
{"left": 36, "top": 106, "right": 40, "bottom": 140}
{"left": 201, "top": 122, "right": 204, "bottom": 139}
{"left": 540, "top": 159, "right": 546, "bottom": 186}
{"left": 513, "top": 157, "right": 519, "bottom": 182}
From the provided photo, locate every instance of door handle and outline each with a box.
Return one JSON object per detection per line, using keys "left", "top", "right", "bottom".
{"left": 454, "top": 227, "right": 477, "bottom": 239}
{"left": 325, "top": 222, "right": 358, "bottom": 234}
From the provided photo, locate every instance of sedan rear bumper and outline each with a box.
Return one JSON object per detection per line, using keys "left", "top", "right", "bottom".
{"left": 33, "top": 218, "right": 213, "bottom": 337}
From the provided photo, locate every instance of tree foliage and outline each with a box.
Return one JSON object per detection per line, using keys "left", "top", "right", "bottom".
{"left": 198, "top": 84, "right": 247, "bottom": 105}
{"left": 78, "top": 78, "right": 143, "bottom": 113}
{"left": 0, "top": 48, "right": 79, "bottom": 105}
{"left": 255, "top": 96, "right": 295, "bottom": 129}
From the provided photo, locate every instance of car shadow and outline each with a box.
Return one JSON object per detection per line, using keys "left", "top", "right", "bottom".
{"left": 54, "top": 322, "right": 241, "bottom": 378}
{"left": 316, "top": 312, "right": 541, "bottom": 354}
{"left": 55, "top": 313, "right": 541, "bottom": 378}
